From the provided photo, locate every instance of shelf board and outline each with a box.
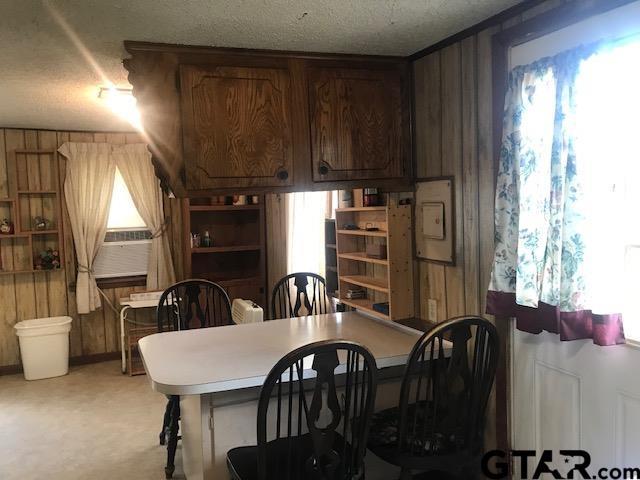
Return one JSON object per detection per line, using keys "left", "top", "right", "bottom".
{"left": 339, "top": 298, "right": 390, "bottom": 321}
{"left": 0, "top": 267, "right": 63, "bottom": 275}
{"left": 335, "top": 206, "right": 387, "bottom": 212}
{"left": 189, "top": 204, "right": 260, "bottom": 211}
{"left": 17, "top": 190, "right": 57, "bottom": 195}
{"left": 339, "top": 275, "right": 389, "bottom": 293}
{"left": 192, "top": 245, "right": 261, "bottom": 253}
{"left": 0, "top": 198, "right": 14, "bottom": 202}
{"left": 338, "top": 252, "right": 389, "bottom": 266}
{"left": 14, "top": 149, "right": 55, "bottom": 155}
{"left": 23, "top": 230, "right": 59, "bottom": 235}
{"left": 0, "top": 233, "right": 30, "bottom": 239}
{"left": 337, "top": 229, "right": 387, "bottom": 238}
{"left": 215, "top": 276, "right": 263, "bottom": 287}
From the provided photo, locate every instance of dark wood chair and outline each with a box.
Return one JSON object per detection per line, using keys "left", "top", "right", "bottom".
{"left": 366, "top": 316, "right": 499, "bottom": 480}
{"left": 227, "top": 340, "right": 378, "bottom": 480}
{"left": 270, "top": 272, "right": 330, "bottom": 319}
{"left": 156, "top": 279, "right": 233, "bottom": 479}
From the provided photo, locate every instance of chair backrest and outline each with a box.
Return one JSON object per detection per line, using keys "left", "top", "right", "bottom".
{"left": 396, "top": 316, "right": 499, "bottom": 466}
{"left": 156, "top": 279, "right": 233, "bottom": 332}
{"left": 257, "top": 340, "right": 378, "bottom": 480}
{"left": 270, "top": 272, "right": 329, "bottom": 320}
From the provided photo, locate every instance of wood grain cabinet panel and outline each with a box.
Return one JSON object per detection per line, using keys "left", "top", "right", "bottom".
{"left": 308, "top": 67, "right": 405, "bottom": 182}
{"left": 179, "top": 64, "right": 294, "bottom": 189}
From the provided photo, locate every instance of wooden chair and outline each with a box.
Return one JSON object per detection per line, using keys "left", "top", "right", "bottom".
{"left": 270, "top": 272, "right": 329, "bottom": 319}
{"left": 156, "top": 279, "right": 233, "bottom": 479}
{"left": 366, "top": 316, "right": 499, "bottom": 480}
{"left": 227, "top": 340, "right": 378, "bottom": 480}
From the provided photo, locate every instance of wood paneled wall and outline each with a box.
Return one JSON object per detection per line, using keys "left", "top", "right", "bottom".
{"left": 0, "top": 128, "right": 185, "bottom": 369}
{"left": 412, "top": 0, "right": 568, "bottom": 447}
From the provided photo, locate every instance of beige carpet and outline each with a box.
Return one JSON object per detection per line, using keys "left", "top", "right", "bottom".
{"left": 0, "top": 361, "right": 184, "bottom": 480}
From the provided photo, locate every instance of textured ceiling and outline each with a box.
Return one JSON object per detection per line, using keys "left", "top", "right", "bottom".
{"left": 0, "top": 0, "right": 522, "bottom": 132}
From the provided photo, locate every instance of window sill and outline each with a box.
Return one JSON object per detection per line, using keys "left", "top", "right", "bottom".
{"left": 96, "top": 275, "right": 147, "bottom": 290}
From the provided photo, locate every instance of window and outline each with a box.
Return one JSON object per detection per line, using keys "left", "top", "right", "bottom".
{"left": 574, "top": 40, "right": 640, "bottom": 341}
{"left": 106, "top": 167, "right": 146, "bottom": 230}
{"left": 92, "top": 167, "right": 150, "bottom": 281}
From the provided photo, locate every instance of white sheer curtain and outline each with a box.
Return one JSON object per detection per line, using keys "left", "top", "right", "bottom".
{"left": 286, "top": 191, "right": 331, "bottom": 277}
{"left": 113, "top": 144, "right": 176, "bottom": 290}
{"left": 58, "top": 142, "right": 115, "bottom": 314}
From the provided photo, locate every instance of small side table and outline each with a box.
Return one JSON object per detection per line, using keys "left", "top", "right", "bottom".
{"left": 119, "top": 295, "right": 162, "bottom": 374}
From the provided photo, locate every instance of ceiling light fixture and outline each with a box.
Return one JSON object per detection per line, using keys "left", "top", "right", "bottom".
{"left": 98, "top": 86, "right": 142, "bottom": 131}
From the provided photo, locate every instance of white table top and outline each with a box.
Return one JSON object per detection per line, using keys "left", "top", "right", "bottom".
{"left": 139, "top": 312, "right": 441, "bottom": 395}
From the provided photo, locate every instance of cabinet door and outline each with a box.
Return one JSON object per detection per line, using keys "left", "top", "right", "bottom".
{"left": 180, "top": 64, "right": 294, "bottom": 189}
{"left": 308, "top": 67, "right": 406, "bottom": 182}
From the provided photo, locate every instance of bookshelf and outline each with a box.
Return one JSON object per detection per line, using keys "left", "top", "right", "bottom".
{"left": 335, "top": 205, "right": 413, "bottom": 321}
{"left": 0, "top": 150, "right": 64, "bottom": 275}
{"left": 182, "top": 196, "right": 267, "bottom": 308}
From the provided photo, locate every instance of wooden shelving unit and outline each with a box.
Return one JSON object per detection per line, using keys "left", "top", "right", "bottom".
{"left": 335, "top": 205, "right": 413, "bottom": 321}
{"left": 0, "top": 150, "right": 64, "bottom": 275}
{"left": 325, "top": 219, "right": 338, "bottom": 298}
{"left": 183, "top": 197, "right": 267, "bottom": 308}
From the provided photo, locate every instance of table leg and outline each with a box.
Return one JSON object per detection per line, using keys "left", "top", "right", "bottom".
{"left": 120, "top": 306, "right": 131, "bottom": 374}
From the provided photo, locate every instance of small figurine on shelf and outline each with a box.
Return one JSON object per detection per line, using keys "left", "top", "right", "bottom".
{"left": 33, "top": 216, "right": 52, "bottom": 231}
{"left": 34, "top": 248, "right": 61, "bottom": 270}
{"left": 0, "top": 218, "right": 14, "bottom": 235}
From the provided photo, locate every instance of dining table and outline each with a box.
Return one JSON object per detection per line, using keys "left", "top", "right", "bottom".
{"left": 139, "top": 311, "right": 447, "bottom": 480}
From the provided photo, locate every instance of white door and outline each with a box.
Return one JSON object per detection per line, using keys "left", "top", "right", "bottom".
{"left": 511, "top": 329, "right": 640, "bottom": 476}
{"left": 509, "top": 3, "right": 640, "bottom": 478}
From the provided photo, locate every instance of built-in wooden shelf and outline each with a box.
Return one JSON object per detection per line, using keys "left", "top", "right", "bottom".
{"left": 189, "top": 204, "right": 261, "bottom": 212}
{"left": 337, "top": 229, "right": 387, "bottom": 237}
{"left": 192, "top": 245, "right": 261, "bottom": 253}
{"left": 340, "top": 274, "right": 389, "bottom": 293}
{"left": 184, "top": 196, "right": 267, "bottom": 309}
{"left": 339, "top": 298, "right": 390, "bottom": 321}
{"left": 335, "top": 205, "right": 413, "bottom": 321}
{"left": 0, "top": 149, "right": 65, "bottom": 275}
{"left": 338, "top": 252, "right": 389, "bottom": 266}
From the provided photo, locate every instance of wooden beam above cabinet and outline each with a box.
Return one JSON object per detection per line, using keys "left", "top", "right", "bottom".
{"left": 123, "top": 42, "right": 413, "bottom": 196}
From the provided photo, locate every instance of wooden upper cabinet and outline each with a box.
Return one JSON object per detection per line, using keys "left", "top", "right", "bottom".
{"left": 308, "top": 66, "right": 406, "bottom": 182}
{"left": 179, "top": 64, "right": 294, "bottom": 189}
{"left": 124, "top": 42, "right": 412, "bottom": 195}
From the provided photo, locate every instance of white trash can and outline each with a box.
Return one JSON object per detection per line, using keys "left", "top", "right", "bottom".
{"left": 14, "top": 316, "right": 72, "bottom": 381}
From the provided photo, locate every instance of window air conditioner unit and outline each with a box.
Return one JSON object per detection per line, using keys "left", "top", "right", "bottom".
{"left": 93, "top": 238, "right": 151, "bottom": 279}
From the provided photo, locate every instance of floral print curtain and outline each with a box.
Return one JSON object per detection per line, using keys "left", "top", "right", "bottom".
{"left": 486, "top": 43, "right": 626, "bottom": 346}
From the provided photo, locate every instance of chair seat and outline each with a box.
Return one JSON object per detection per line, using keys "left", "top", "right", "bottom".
{"left": 227, "top": 433, "right": 356, "bottom": 480}
{"left": 367, "top": 404, "right": 460, "bottom": 467}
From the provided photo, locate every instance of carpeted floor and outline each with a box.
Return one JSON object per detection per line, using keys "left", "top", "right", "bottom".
{"left": 0, "top": 360, "right": 183, "bottom": 480}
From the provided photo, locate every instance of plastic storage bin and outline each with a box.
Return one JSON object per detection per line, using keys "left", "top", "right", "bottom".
{"left": 14, "top": 316, "right": 72, "bottom": 380}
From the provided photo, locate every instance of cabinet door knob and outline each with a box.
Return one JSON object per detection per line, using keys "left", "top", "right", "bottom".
{"left": 276, "top": 169, "right": 289, "bottom": 181}
{"left": 318, "top": 163, "right": 329, "bottom": 175}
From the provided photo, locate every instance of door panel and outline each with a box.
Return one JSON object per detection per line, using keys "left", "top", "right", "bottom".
{"left": 180, "top": 64, "right": 294, "bottom": 190}
{"left": 308, "top": 67, "right": 404, "bottom": 182}
{"left": 512, "top": 328, "right": 640, "bottom": 477}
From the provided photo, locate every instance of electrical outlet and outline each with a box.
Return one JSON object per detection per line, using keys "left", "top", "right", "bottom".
{"left": 427, "top": 299, "right": 438, "bottom": 322}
